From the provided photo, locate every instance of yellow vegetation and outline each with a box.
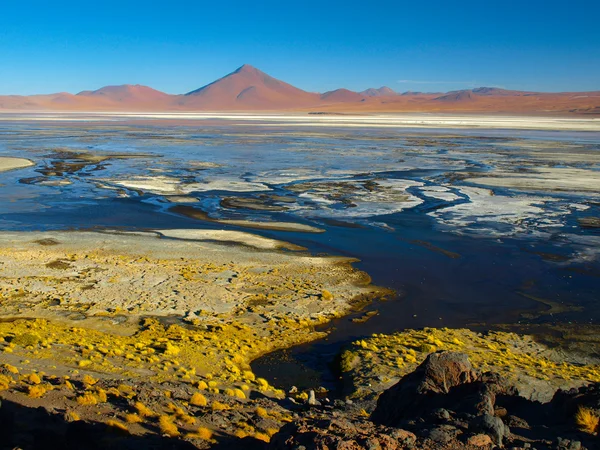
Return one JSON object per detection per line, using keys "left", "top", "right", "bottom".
{"left": 76, "top": 392, "right": 99, "bottom": 406}
{"left": 28, "top": 373, "right": 41, "bottom": 385}
{"left": 255, "top": 406, "right": 269, "bottom": 418}
{"left": 106, "top": 419, "right": 128, "bottom": 432}
{"left": 158, "top": 415, "right": 179, "bottom": 437}
{"left": 66, "top": 411, "right": 80, "bottom": 422}
{"left": 134, "top": 401, "right": 155, "bottom": 417}
{"left": 27, "top": 385, "right": 47, "bottom": 398}
{"left": 575, "top": 406, "right": 600, "bottom": 434}
{"left": 82, "top": 374, "right": 98, "bottom": 385}
{"left": 190, "top": 392, "right": 207, "bottom": 406}
{"left": 321, "top": 290, "right": 334, "bottom": 301}
{"left": 211, "top": 401, "right": 230, "bottom": 411}
{"left": 196, "top": 426, "right": 213, "bottom": 440}
{"left": 3, "top": 364, "right": 19, "bottom": 374}
{"left": 0, "top": 375, "right": 12, "bottom": 390}
{"left": 254, "top": 432, "right": 271, "bottom": 442}
{"left": 125, "top": 413, "right": 143, "bottom": 423}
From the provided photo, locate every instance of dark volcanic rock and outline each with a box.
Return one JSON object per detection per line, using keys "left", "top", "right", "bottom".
{"left": 371, "top": 351, "right": 478, "bottom": 426}
{"left": 269, "top": 417, "right": 415, "bottom": 450}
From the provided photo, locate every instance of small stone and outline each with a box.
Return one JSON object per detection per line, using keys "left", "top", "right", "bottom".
{"left": 472, "top": 413, "right": 505, "bottom": 446}
{"left": 365, "top": 437, "right": 382, "bottom": 450}
{"left": 390, "top": 429, "right": 417, "bottom": 446}
{"left": 432, "top": 408, "right": 451, "bottom": 421}
{"left": 467, "top": 434, "right": 493, "bottom": 447}
{"left": 307, "top": 390, "right": 320, "bottom": 406}
{"left": 425, "top": 425, "right": 459, "bottom": 444}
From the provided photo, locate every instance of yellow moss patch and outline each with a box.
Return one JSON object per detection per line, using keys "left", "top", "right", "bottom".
{"left": 134, "top": 401, "right": 155, "bottom": 417}
{"left": 106, "top": 419, "right": 128, "bottom": 433}
{"left": 27, "top": 385, "right": 48, "bottom": 398}
{"left": 125, "top": 413, "right": 143, "bottom": 423}
{"left": 321, "top": 290, "right": 334, "bottom": 301}
{"left": 211, "top": 401, "right": 230, "bottom": 411}
{"left": 82, "top": 374, "right": 98, "bottom": 385}
{"left": 255, "top": 406, "right": 269, "bottom": 418}
{"left": 158, "top": 415, "right": 179, "bottom": 437}
{"left": 190, "top": 392, "right": 207, "bottom": 406}
{"left": 196, "top": 426, "right": 213, "bottom": 440}
{"left": 28, "top": 373, "right": 41, "bottom": 385}
{"left": 76, "top": 392, "right": 99, "bottom": 406}
{"left": 575, "top": 406, "right": 600, "bottom": 434}
{"left": 66, "top": 411, "right": 80, "bottom": 422}
{"left": 3, "top": 364, "right": 19, "bottom": 374}
{"left": 254, "top": 432, "right": 271, "bottom": 442}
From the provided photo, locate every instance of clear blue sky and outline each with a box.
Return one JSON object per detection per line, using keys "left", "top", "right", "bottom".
{"left": 0, "top": 0, "right": 598, "bottom": 95}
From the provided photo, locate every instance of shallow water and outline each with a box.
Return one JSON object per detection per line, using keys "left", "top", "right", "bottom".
{"left": 1, "top": 119, "right": 599, "bottom": 389}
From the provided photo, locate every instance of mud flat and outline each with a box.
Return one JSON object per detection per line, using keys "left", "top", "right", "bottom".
{"left": 466, "top": 168, "right": 600, "bottom": 195}
{"left": 0, "top": 156, "right": 34, "bottom": 172}
{"left": 0, "top": 230, "right": 384, "bottom": 322}
{"left": 170, "top": 205, "right": 324, "bottom": 233}
{"left": 98, "top": 176, "right": 270, "bottom": 195}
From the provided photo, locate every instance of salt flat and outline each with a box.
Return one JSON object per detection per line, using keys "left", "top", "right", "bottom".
{"left": 1, "top": 111, "right": 599, "bottom": 131}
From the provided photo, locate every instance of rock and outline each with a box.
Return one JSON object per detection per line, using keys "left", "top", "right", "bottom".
{"left": 268, "top": 418, "right": 404, "bottom": 450}
{"left": 471, "top": 413, "right": 506, "bottom": 447}
{"left": 431, "top": 408, "right": 451, "bottom": 421}
{"left": 424, "top": 425, "right": 459, "bottom": 443}
{"left": 389, "top": 429, "right": 417, "bottom": 446}
{"left": 371, "top": 351, "right": 478, "bottom": 426}
{"left": 555, "top": 437, "right": 582, "bottom": 450}
{"left": 307, "top": 390, "right": 321, "bottom": 406}
{"left": 505, "top": 415, "right": 530, "bottom": 430}
{"left": 467, "top": 434, "right": 494, "bottom": 447}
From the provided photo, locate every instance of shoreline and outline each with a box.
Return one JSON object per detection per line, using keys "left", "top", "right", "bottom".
{"left": 0, "top": 111, "right": 598, "bottom": 131}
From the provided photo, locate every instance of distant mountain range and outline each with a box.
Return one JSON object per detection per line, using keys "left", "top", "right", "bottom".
{"left": 1, "top": 64, "right": 598, "bottom": 115}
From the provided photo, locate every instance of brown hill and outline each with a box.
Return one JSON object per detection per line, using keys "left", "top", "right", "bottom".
{"left": 179, "top": 64, "right": 319, "bottom": 110}
{"left": 77, "top": 84, "right": 172, "bottom": 104}
{"left": 320, "top": 88, "right": 365, "bottom": 103}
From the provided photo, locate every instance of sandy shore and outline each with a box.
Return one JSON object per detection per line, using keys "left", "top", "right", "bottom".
{"left": 0, "top": 157, "right": 34, "bottom": 172}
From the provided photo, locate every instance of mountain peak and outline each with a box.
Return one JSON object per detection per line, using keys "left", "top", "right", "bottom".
{"left": 234, "top": 64, "right": 259, "bottom": 74}
{"left": 360, "top": 86, "right": 396, "bottom": 97}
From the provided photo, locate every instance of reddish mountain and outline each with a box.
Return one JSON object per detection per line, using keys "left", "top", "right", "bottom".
{"left": 179, "top": 64, "right": 319, "bottom": 110}
{"left": 77, "top": 84, "right": 171, "bottom": 103}
{"left": 360, "top": 86, "right": 396, "bottom": 97}
{"left": 320, "top": 88, "right": 365, "bottom": 103}
{"left": 0, "top": 65, "right": 598, "bottom": 115}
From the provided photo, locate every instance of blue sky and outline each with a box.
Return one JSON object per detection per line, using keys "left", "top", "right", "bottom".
{"left": 0, "top": 0, "right": 598, "bottom": 95}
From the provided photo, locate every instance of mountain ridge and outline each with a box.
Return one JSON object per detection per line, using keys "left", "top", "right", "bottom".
{"left": 0, "top": 64, "right": 598, "bottom": 114}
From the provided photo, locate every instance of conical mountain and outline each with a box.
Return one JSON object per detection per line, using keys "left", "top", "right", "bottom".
{"left": 181, "top": 64, "right": 320, "bottom": 109}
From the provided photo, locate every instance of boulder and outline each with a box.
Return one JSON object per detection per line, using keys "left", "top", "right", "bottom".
{"left": 371, "top": 351, "right": 478, "bottom": 426}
